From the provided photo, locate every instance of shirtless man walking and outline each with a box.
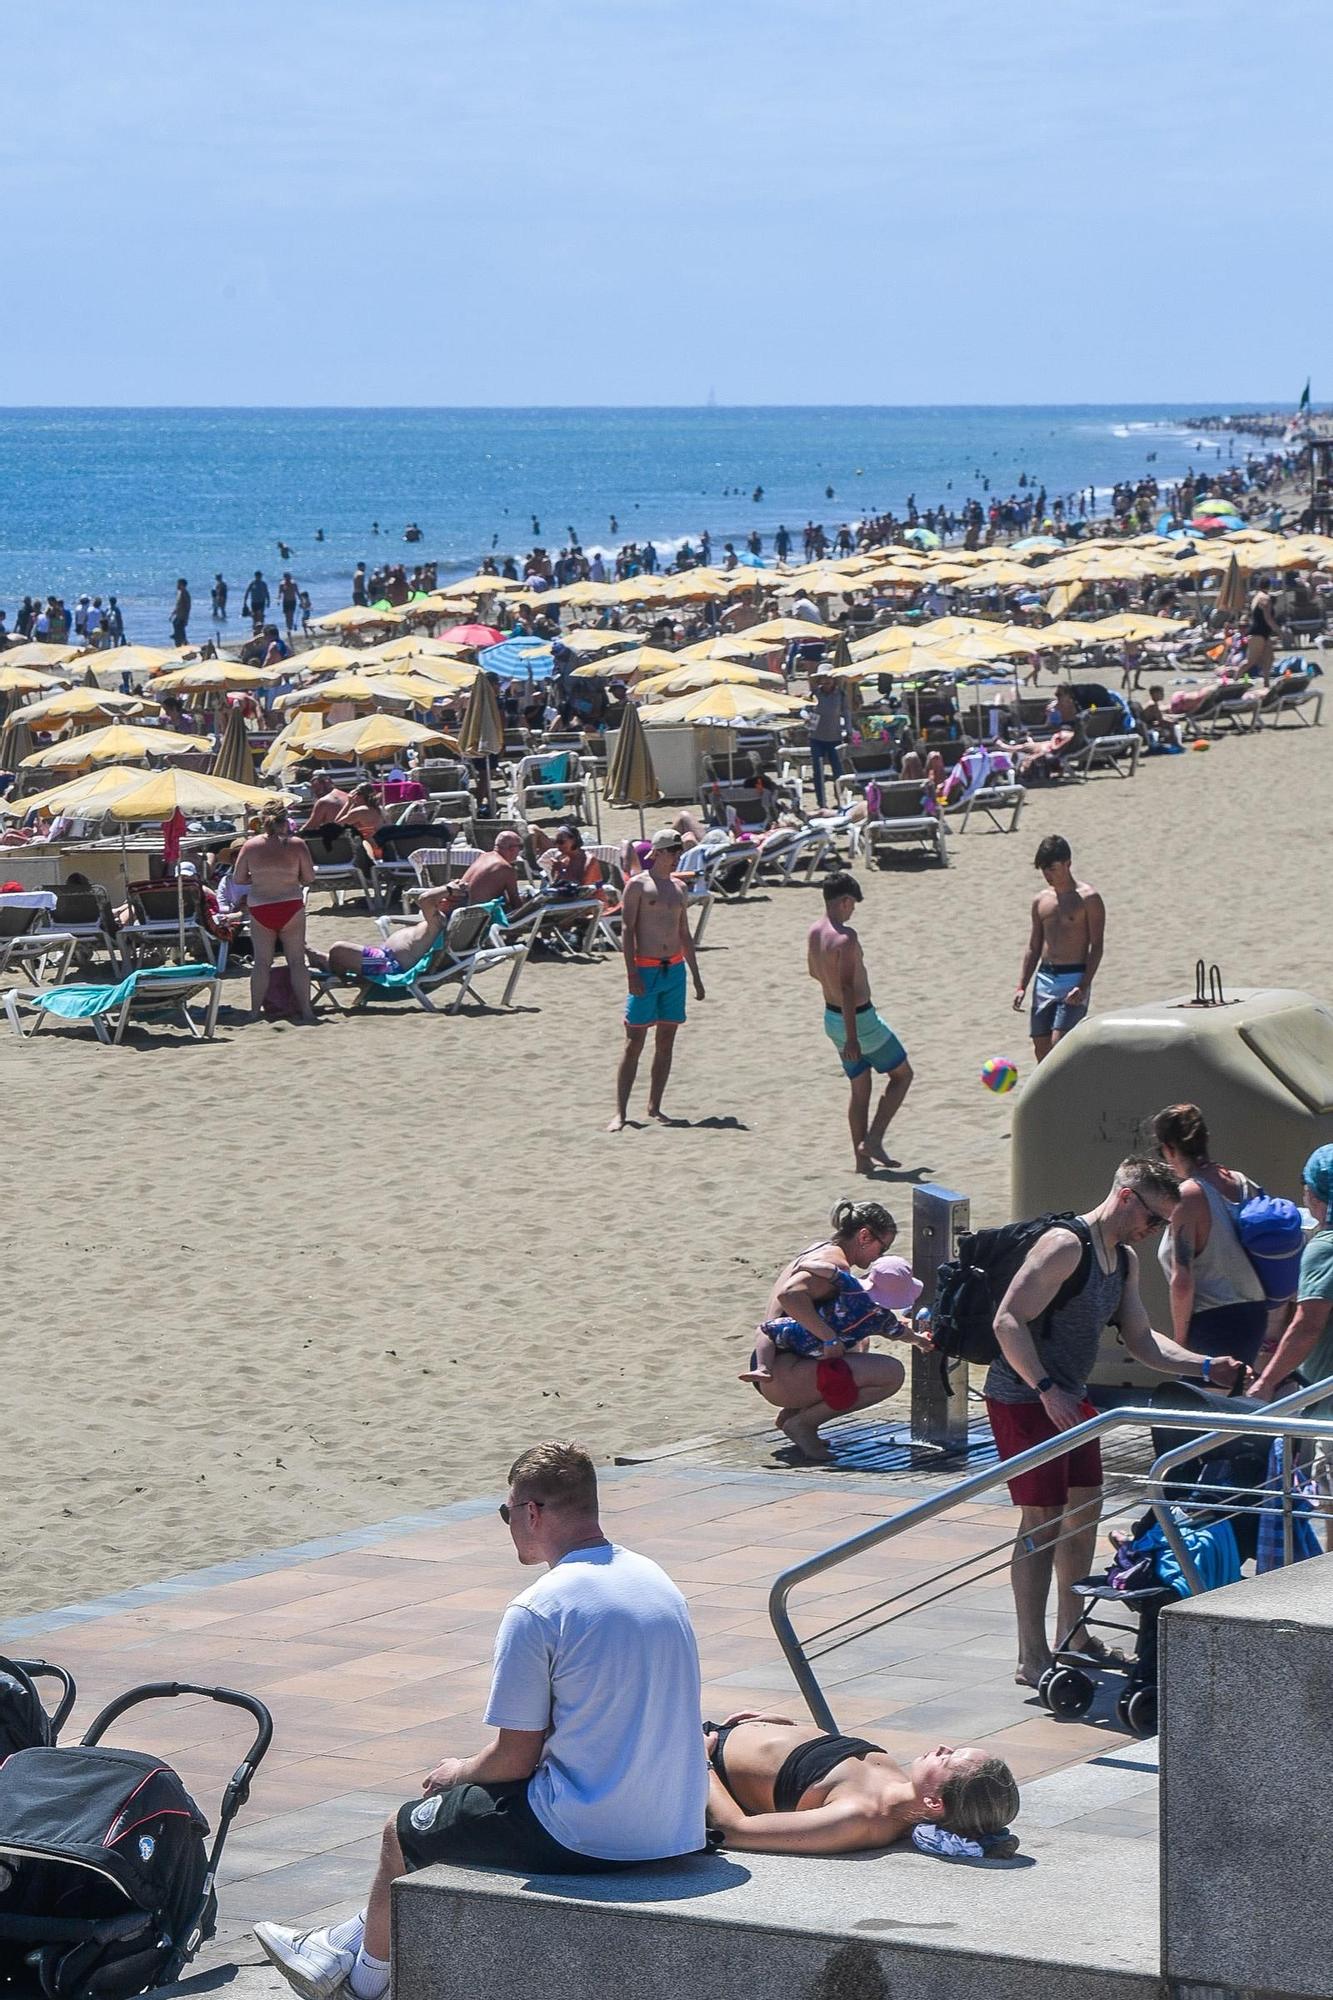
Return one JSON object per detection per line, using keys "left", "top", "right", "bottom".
{"left": 808, "top": 871, "right": 912, "bottom": 1173}
{"left": 1013, "top": 834, "right": 1106, "bottom": 1062}
{"left": 609, "top": 826, "right": 705, "bottom": 1131}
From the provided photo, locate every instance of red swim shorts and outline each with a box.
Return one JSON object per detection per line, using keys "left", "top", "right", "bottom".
{"left": 985, "top": 1396, "right": 1102, "bottom": 1508}
{"left": 816, "top": 1354, "right": 860, "bottom": 1414}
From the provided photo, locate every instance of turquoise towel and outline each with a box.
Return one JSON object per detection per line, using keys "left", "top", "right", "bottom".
{"left": 539, "top": 752, "right": 570, "bottom": 809}
{"left": 34, "top": 962, "right": 216, "bottom": 1020}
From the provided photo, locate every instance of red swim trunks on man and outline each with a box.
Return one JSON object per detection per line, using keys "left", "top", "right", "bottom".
{"left": 986, "top": 1396, "right": 1102, "bottom": 1507}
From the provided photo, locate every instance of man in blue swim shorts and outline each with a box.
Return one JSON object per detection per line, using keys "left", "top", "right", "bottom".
{"left": 1012, "top": 834, "right": 1106, "bottom": 1062}
{"left": 808, "top": 870, "right": 913, "bottom": 1173}
{"left": 609, "top": 827, "right": 706, "bottom": 1131}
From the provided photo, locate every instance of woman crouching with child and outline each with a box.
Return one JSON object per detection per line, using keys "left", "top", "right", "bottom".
{"left": 743, "top": 1198, "right": 931, "bottom": 1462}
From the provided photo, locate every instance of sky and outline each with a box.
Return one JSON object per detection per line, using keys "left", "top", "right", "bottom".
{"left": 4, "top": 0, "right": 1328, "bottom": 406}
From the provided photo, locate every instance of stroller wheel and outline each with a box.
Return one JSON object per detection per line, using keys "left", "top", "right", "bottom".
{"left": 1124, "top": 1687, "right": 1158, "bottom": 1737}
{"left": 1036, "top": 1666, "right": 1059, "bottom": 1710}
{"left": 1045, "top": 1666, "right": 1095, "bottom": 1718}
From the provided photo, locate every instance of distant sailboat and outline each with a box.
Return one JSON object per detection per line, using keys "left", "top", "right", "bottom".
{"left": 706, "top": 385, "right": 717, "bottom": 408}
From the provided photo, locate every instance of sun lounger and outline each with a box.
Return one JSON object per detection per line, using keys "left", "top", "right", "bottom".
{"left": 1076, "top": 709, "right": 1143, "bottom": 779}
{"left": 0, "top": 902, "right": 80, "bottom": 983}
{"left": 4, "top": 962, "right": 222, "bottom": 1045}
{"left": 116, "top": 882, "right": 216, "bottom": 969}
{"left": 751, "top": 822, "right": 838, "bottom": 884}
{"left": 50, "top": 884, "right": 123, "bottom": 974}
{"left": 299, "top": 828, "right": 372, "bottom": 909}
{"left": 502, "top": 889, "right": 602, "bottom": 958}
{"left": 940, "top": 751, "right": 1026, "bottom": 833}
{"left": 861, "top": 781, "right": 949, "bottom": 868}
{"left": 316, "top": 906, "right": 530, "bottom": 1014}
{"left": 506, "top": 752, "right": 592, "bottom": 824}
{"left": 1256, "top": 672, "right": 1324, "bottom": 728}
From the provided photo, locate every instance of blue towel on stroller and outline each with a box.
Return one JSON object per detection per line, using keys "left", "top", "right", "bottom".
{"left": 1120, "top": 1515, "right": 1242, "bottom": 1597}
{"left": 1256, "top": 1439, "right": 1323, "bottom": 1573}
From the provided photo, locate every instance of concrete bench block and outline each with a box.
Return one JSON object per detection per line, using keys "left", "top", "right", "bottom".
{"left": 393, "top": 1832, "right": 1158, "bottom": 2000}
{"left": 1161, "top": 1551, "right": 1333, "bottom": 1999}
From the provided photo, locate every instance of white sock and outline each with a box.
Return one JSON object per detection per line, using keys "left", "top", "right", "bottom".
{"left": 349, "top": 1948, "right": 390, "bottom": 2000}
{"left": 326, "top": 1912, "right": 365, "bottom": 1955}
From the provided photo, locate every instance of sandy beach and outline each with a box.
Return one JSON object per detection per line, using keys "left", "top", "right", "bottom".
{"left": 5, "top": 695, "right": 1329, "bottom": 1617}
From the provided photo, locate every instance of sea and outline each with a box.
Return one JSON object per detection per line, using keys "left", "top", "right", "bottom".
{"left": 0, "top": 404, "right": 1264, "bottom": 643}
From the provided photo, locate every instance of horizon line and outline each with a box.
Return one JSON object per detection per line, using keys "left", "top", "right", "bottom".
{"left": 0, "top": 398, "right": 1307, "bottom": 416}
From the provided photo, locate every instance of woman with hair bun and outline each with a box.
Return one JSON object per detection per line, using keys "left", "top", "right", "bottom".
{"left": 232, "top": 801, "right": 316, "bottom": 1023}
{"left": 1150, "top": 1103, "right": 1268, "bottom": 1371}
{"left": 743, "top": 1199, "right": 923, "bottom": 1462}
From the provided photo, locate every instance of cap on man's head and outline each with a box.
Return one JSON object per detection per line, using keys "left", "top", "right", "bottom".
{"left": 1304, "top": 1144, "right": 1333, "bottom": 1206}
{"left": 651, "top": 826, "right": 684, "bottom": 851}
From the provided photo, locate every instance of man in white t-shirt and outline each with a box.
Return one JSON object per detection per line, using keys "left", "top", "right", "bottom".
{"left": 255, "top": 1442, "right": 707, "bottom": 2000}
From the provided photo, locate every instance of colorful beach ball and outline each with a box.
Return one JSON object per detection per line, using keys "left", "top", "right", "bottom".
{"left": 980, "top": 1057, "right": 1019, "bottom": 1094}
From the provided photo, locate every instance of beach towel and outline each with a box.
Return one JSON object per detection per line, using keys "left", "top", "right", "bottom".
{"left": 538, "top": 752, "right": 570, "bottom": 810}
{"left": 27, "top": 962, "right": 216, "bottom": 1020}
{"left": 1256, "top": 1439, "right": 1323, "bottom": 1573}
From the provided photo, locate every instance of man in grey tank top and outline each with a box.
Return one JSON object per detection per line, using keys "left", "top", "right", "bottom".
{"left": 984, "top": 1157, "right": 1247, "bottom": 1689}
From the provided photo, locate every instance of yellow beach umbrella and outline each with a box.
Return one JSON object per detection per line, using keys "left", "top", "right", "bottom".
{"left": 0, "top": 764, "right": 148, "bottom": 818}
{"left": 210, "top": 705, "right": 258, "bottom": 787}
{"left": 0, "top": 665, "right": 64, "bottom": 696}
{"left": 637, "top": 660, "right": 784, "bottom": 700}
{"left": 356, "top": 656, "right": 474, "bottom": 691}
{"left": 153, "top": 660, "right": 273, "bottom": 695}
{"left": 0, "top": 642, "right": 87, "bottom": 671}
{"left": 747, "top": 616, "right": 838, "bottom": 643}
{"left": 260, "top": 710, "right": 327, "bottom": 776}
{"left": 17, "top": 686, "right": 160, "bottom": 730}
{"left": 271, "top": 674, "right": 387, "bottom": 713}
{"left": 1083, "top": 613, "right": 1188, "bottom": 643}
{"left": 363, "top": 635, "right": 469, "bottom": 664}
{"left": 675, "top": 636, "right": 780, "bottom": 664}
{"left": 309, "top": 604, "right": 398, "bottom": 632}
{"left": 640, "top": 683, "right": 804, "bottom": 725}
{"left": 570, "top": 644, "right": 677, "bottom": 681}
{"left": 100, "top": 768, "right": 282, "bottom": 822}
{"left": 283, "top": 643, "right": 364, "bottom": 676}
{"left": 457, "top": 669, "right": 505, "bottom": 761}
{"left": 22, "top": 723, "right": 210, "bottom": 771}
{"left": 555, "top": 628, "right": 639, "bottom": 657}
{"left": 604, "top": 698, "right": 662, "bottom": 835}
{"left": 301, "top": 714, "right": 454, "bottom": 763}
{"left": 117, "top": 645, "right": 193, "bottom": 677}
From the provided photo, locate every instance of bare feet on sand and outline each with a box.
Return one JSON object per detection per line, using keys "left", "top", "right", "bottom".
{"left": 606, "top": 1113, "right": 628, "bottom": 1133}
{"left": 780, "top": 1413, "right": 834, "bottom": 1463}
{"left": 855, "top": 1146, "right": 900, "bottom": 1175}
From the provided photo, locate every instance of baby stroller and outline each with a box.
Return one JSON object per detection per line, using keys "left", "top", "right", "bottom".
{"left": 0, "top": 1665, "right": 77, "bottom": 1760}
{"left": 1038, "top": 1387, "right": 1271, "bottom": 1738}
{"left": 0, "top": 1681, "right": 272, "bottom": 2000}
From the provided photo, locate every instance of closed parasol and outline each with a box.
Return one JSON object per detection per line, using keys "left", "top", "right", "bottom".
{"left": 604, "top": 697, "right": 662, "bottom": 836}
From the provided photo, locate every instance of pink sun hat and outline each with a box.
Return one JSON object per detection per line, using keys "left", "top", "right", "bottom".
{"left": 861, "top": 1255, "right": 924, "bottom": 1312}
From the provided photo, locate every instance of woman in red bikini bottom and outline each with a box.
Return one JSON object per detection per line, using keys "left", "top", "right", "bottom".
{"left": 233, "top": 803, "right": 317, "bottom": 1022}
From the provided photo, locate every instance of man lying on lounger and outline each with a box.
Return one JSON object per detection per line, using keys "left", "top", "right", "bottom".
{"left": 703, "top": 1710, "right": 1019, "bottom": 1854}
{"left": 306, "top": 885, "right": 458, "bottom": 985}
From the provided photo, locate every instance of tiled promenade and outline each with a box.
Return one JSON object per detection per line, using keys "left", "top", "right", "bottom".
{"left": 2, "top": 1450, "right": 1150, "bottom": 1976}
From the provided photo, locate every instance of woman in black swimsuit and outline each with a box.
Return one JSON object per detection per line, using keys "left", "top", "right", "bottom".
{"left": 703, "top": 1711, "right": 1018, "bottom": 1855}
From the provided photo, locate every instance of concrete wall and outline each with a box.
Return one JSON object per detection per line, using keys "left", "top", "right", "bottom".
{"left": 393, "top": 1833, "right": 1159, "bottom": 2000}
{"left": 1161, "top": 1550, "right": 1333, "bottom": 1999}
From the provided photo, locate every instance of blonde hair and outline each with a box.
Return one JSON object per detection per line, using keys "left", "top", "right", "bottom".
{"left": 260, "top": 801, "right": 291, "bottom": 837}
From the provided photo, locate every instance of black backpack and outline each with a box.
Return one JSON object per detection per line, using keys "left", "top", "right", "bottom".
{"left": 931, "top": 1212, "right": 1095, "bottom": 1386}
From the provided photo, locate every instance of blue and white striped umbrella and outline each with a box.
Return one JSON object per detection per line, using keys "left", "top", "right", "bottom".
{"left": 479, "top": 637, "right": 556, "bottom": 679}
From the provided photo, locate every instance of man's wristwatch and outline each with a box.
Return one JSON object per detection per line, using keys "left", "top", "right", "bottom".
{"left": 1035, "top": 1376, "right": 1055, "bottom": 1394}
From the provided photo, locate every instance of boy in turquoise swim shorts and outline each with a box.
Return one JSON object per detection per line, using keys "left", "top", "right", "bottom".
{"left": 808, "top": 870, "right": 913, "bottom": 1173}
{"left": 609, "top": 827, "right": 706, "bottom": 1131}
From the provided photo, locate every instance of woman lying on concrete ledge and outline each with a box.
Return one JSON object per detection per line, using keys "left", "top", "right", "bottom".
{"left": 704, "top": 1711, "right": 1019, "bottom": 1857}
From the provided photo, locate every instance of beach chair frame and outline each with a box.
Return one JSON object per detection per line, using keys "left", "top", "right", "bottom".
{"left": 4, "top": 970, "right": 222, "bottom": 1045}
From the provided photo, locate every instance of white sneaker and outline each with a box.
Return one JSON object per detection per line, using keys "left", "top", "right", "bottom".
{"left": 254, "top": 1922, "right": 356, "bottom": 2000}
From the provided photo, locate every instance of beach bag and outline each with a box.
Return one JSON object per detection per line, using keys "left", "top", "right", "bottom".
{"left": 931, "top": 1213, "right": 1094, "bottom": 1382}
{"left": 1234, "top": 1189, "right": 1304, "bottom": 1305}
{"left": 261, "top": 964, "right": 301, "bottom": 1021}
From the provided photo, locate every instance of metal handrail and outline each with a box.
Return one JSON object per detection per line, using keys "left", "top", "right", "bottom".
{"left": 1146, "top": 1373, "right": 1333, "bottom": 1591}
{"left": 769, "top": 1399, "right": 1333, "bottom": 1733}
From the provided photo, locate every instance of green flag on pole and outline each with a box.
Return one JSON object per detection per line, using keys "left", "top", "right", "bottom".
{"left": 1299, "top": 379, "right": 1311, "bottom": 413}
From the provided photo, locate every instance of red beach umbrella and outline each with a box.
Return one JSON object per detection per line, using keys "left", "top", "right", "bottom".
{"left": 438, "top": 623, "right": 504, "bottom": 648}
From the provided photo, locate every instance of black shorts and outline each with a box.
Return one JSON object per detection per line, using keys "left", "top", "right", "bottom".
{"left": 396, "top": 1781, "right": 627, "bottom": 1877}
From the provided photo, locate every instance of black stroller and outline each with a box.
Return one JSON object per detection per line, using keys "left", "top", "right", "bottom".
{"left": 0, "top": 1682, "right": 272, "bottom": 2000}
{"left": 0, "top": 1665, "right": 77, "bottom": 1761}
{"left": 1037, "top": 1384, "right": 1272, "bottom": 1738}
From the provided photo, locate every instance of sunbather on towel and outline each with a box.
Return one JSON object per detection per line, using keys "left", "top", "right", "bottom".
{"left": 307, "top": 886, "right": 457, "bottom": 983}
{"left": 703, "top": 1712, "right": 1019, "bottom": 1856}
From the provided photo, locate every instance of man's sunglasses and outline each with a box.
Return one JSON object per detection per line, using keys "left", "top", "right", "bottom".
{"left": 1129, "top": 1189, "right": 1168, "bottom": 1231}
{"left": 498, "top": 1498, "right": 544, "bottom": 1525}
